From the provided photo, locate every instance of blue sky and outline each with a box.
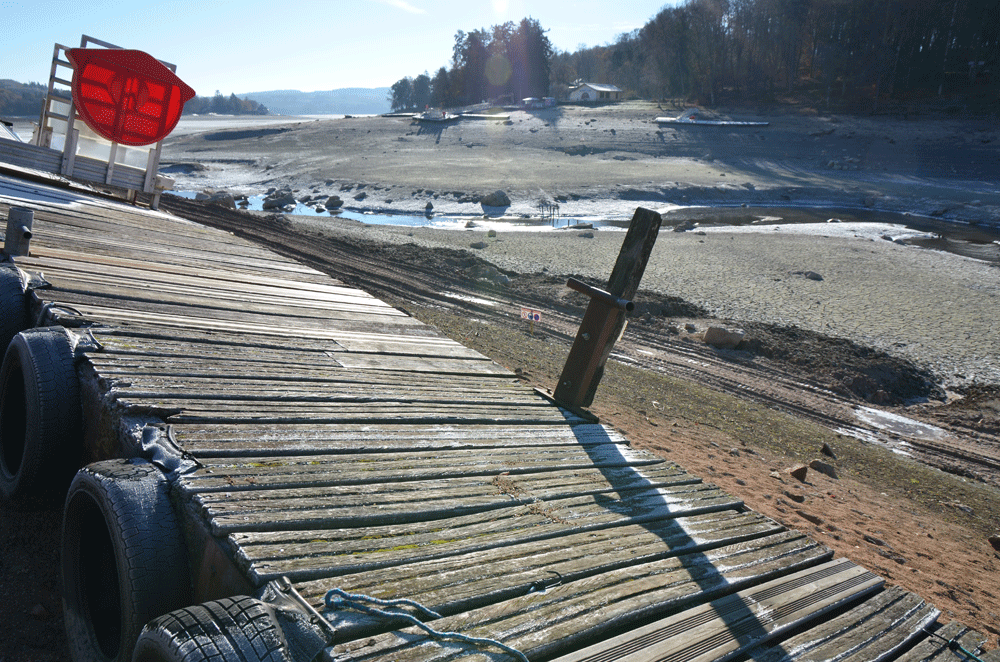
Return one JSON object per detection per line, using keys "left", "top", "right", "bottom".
{"left": 3, "top": 0, "right": 677, "bottom": 96}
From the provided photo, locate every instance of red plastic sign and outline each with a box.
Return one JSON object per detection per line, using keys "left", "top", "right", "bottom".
{"left": 67, "top": 48, "right": 195, "bottom": 146}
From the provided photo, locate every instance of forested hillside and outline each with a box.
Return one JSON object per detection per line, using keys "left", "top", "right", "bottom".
{"left": 0, "top": 82, "right": 268, "bottom": 118}
{"left": 392, "top": 0, "right": 996, "bottom": 113}
{"left": 556, "top": 0, "right": 997, "bottom": 111}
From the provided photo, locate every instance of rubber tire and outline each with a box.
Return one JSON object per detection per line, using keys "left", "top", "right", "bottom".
{"left": 62, "top": 459, "right": 192, "bottom": 662}
{"left": 0, "top": 327, "right": 81, "bottom": 500}
{"left": 0, "top": 266, "right": 28, "bottom": 354}
{"left": 132, "top": 597, "right": 292, "bottom": 662}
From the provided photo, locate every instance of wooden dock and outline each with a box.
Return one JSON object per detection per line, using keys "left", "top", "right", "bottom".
{"left": 0, "top": 168, "right": 993, "bottom": 662}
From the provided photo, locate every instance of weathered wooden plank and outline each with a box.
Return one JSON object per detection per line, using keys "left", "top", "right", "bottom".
{"left": 36, "top": 281, "right": 402, "bottom": 321}
{"left": 42, "top": 292, "right": 418, "bottom": 337}
{"left": 28, "top": 257, "right": 384, "bottom": 307}
{"left": 87, "top": 333, "right": 488, "bottom": 366}
{"left": 27, "top": 239, "right": 327, "bottom": 286}
{"left": 29, "top": 206, "right": 271, "bottom": 250}
{"left": 47, "top": 302, "right": 431, "bottom": 341}
{"left": 109, "top": 382, "right": 538, "bottom": 404}
{"left": 107, "top": 371, "right": 524, "bottom": 394}
{"left": 534, "top": 558, "right": 881, "bottom": 662}
{"left": 28, "top": 227, "right": 321, "bottom": 278}
{"left": 230, "top": 486, "right": 743, "bottom": 583}
{"left": 325, "top": 544, "right": 848, "bottom": 662}
{"left": 169, "top": 422, "right": 629, "bottom": 456}
{"left": 293, "top": 510, "right": 782, "bottom": 610}
{"left": 113, "top": 395, "right": 556, "bottom": 414}
{"left": 749, "top": 586, "right": 939, "bottom": 662}
{"left": 195, "top": 463, "right": 702, "bottom": 533}
{"left": 180, "top": 443, "right": 666, "bottom": 494}
{"left": 91, "top": 327, "right": 450, "bottom": 356}
{"left": 893, "top": 621, "right": 988, "bottom": 662}
{"left": 148, "top": 406, "right": 574, "bottom": 426}
{"left": 313, "top": 529, "right": 813, "bottom": 645}
{"left": 19, "top": 248, "right": 340, "bottom": 293}
{"left": 85, "top": 353, "right": 510, "bottom": 378}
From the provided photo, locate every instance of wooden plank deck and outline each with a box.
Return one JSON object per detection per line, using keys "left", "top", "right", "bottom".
{"left": 0, "top": 172, "right": 991, "bottom": 662}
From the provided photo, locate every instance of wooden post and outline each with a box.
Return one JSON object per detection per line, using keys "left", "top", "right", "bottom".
{"left": 553, "top": 207, "right": 662, "bottom": 408}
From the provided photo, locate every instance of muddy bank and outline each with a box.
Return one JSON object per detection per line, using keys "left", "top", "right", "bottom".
{"left": 278, "top": 212, "right": 1000, "bottom": 391}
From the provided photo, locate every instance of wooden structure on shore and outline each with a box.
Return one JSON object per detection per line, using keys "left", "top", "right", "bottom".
{"left": 0, "top": 36, "right": 177, "bottom": 208}
{"left": 0, "top": 165, "right": 995, "bottom": 661}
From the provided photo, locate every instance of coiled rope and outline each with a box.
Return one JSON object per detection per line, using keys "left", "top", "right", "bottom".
{"left": 324, "top": 588, "right": 529, "bottom": 662}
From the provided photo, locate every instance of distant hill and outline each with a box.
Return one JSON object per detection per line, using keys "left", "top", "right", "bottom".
{"left": 243, "top": 88, "right": 392, "bottom": 116}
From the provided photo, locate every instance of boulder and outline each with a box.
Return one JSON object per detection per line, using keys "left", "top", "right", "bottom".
{"left": 195, "top": 190, "right": 236, "bottom": 209}
{"left": 704, "top": 326, "right": 744, "bottom": 349}
{"left": 326, "top": 195, "right": 344, "bottom": 209}
{"left": 262, "top": 191, "right": 296, "bottom": 210}
{"left": 480, "top": 190, "right": 511, "bottom": 207}
{"left": 809, "top": 459, "right": 838, "bottom": 479}
{"left": 789, "top": 465, "right": 809, "bottom": 482}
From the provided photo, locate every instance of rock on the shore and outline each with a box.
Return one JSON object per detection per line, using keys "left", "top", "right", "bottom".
{"left": 195, "top": 190, "right": 236, "bottom": 209}
{"left": 809, "top": 459, "right": 839, "bottom": 479}
{"left": 704, "top": 326, "right": 744, "bottom": 349}
{"left": 481, "top": 190, "right": 511, "bottom": 207}
{"left": 789, "top": 465, "right": 809, "bottom": 482}
{"left": 326, "top": 195, "right": 344, "bottom": 209}
{"left": 262, "top": 190, "right": 296, "bottom": 210}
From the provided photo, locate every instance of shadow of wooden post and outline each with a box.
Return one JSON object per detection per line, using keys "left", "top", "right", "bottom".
{"left": 554, "top": 207, "right": 662, "bottom": 409}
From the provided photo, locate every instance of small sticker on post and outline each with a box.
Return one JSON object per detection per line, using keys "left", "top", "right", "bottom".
{"left": 521, "top": 308, "right": 541, "bottom": 335}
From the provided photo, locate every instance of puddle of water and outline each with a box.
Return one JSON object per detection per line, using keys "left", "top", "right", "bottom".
{"left": 854, "top": 406, "right": 949, "bottom": 441}
{"left": 168, "top": 190, "right": 1000, "bottom": 264}
{"left": 167, "top": 191, "right": 620, "bottom": 231}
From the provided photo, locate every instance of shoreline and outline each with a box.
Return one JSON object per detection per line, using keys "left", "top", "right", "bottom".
{"left": 160, "top": 102, "right": 1000, "bottom": 230}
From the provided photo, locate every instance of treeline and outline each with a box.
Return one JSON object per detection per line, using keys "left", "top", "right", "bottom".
{"left": 552, "top": 0, "right": 998, "bottom": 110}
{"left": 390, "top": 17, "right": 553, "bottom": 111}
{"left": 0, "top": 81, "right": 47, "bottom": 116}
{"left": 182, "top": 92, "right": 269, "bottom": 115}
{"left": 0, "top": 81, "right": 269, "bottom": 118}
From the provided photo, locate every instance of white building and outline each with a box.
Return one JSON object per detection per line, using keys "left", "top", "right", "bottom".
{"left": 569, "top": 83, "right": 622, "bottom": 102}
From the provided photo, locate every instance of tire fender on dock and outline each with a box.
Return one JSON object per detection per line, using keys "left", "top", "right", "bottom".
{"left": 0, "top": 326, "right": 81, "bottom": 500}
{"left": 132, "top": 596, "right": 293, "bottom": 662}
{"left": 62, "top": 459, "right": 192, "bottom": 662}
{"left": 0, "top": 264, "right": 29, "bottom": 355}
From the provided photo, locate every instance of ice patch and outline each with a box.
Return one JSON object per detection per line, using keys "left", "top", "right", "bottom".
{"left": 441, "top": 292, "right": 497, "bottom": 307}
{"left": 854, "top": 406, "right": 949, "bottom": 441}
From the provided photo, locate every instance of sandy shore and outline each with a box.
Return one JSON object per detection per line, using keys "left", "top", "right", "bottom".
{"left": 159, "top": 103, "right": 1000, "bottom": 389}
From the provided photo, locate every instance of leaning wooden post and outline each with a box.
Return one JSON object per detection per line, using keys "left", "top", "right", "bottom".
{"left": 553, "top": 207, "right": 662, "bottom": 409}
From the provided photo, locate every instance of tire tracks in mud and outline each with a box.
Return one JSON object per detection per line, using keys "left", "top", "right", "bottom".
{"left": 159, "top": 197, "right": 999, "bottom": 489}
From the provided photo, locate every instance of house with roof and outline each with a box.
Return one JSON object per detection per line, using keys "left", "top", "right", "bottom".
{"left": 569, "top": 82, "right": 622, "bottom": 102}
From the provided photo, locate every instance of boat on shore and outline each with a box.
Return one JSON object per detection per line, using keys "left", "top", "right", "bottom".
{"left": 414, "top": 108, "right": 459, "bottom": 123}
{"left": 656, "top": 108, "right": 769, "bottom": 127}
